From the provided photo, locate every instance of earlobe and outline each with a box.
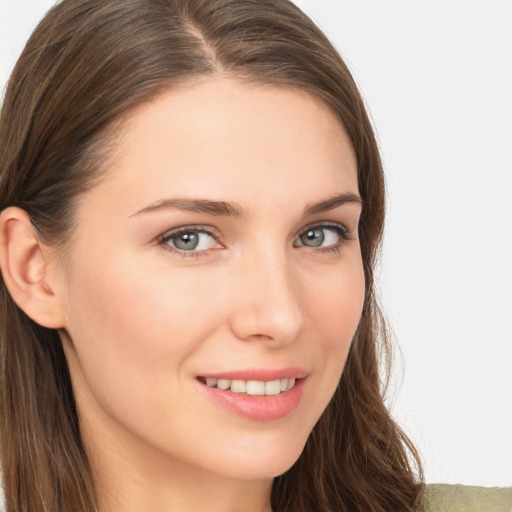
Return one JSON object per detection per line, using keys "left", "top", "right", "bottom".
{"left": 0, "top": 207, "right": 66, "bottom": 329}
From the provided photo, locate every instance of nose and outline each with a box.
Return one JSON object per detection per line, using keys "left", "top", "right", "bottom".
{"left": 228, "top": 246, "right": 306, "bottom": 345}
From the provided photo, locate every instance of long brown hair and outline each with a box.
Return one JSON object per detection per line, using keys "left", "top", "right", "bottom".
{"left": 0, "top": 0, "right": 423, "bottom": 510}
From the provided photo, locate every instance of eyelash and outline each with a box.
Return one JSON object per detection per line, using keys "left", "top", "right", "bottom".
{"left": 158, "top": 223, "right": 353, "bottom": 258}
{"left": 158, "top": 225, "right": 219, "bottom": 258}
{"left": 294, "top": 223, "right": 353, "bottom": 253}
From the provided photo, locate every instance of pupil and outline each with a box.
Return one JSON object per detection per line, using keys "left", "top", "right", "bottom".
{"left": 303, "top": 229, "right": 324, "bottom": 247}
{"left": 175, "top": 232, "right": 199, "bottom": 250}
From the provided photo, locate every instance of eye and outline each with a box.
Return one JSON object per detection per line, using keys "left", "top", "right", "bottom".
{"left": 294, "top": 224, "right": 350, "bottom": 251}
{"left": 159, "top": 227, "right": 220, "bottom": 254}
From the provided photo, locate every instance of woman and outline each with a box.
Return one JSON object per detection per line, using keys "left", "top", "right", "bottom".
{"left": 1, "top": 0, "right": 424, "bottom": 510}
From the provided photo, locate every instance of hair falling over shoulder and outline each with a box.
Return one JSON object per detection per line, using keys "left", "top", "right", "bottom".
{"left": 0, "top": 0, "right": 424, "bottom": 510}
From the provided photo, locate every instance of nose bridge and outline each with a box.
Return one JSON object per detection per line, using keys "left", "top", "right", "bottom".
{"left": 229, "top": 240, "right": 305, "bottom": 344}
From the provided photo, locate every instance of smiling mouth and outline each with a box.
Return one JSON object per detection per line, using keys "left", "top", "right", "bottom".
{"left": 197, "top": 376, "right": 297, "bottom": 396}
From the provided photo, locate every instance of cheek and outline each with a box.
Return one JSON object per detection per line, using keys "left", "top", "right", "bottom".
{"left": 62, "top": 250, "right": 224, "bottom": 415}
{"left": 304, "top": 257, "right": 365, "bottom": 399}
{"left": 309, "top": 259, "right": 365, "bottom": 347}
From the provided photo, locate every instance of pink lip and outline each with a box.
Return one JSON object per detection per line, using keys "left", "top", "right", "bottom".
{"left": 196, "top": 368, "right": 309, "bottom": 421}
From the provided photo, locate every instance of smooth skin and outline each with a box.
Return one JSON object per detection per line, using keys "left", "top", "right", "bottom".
{"left": 0, "top": 78, "right": 365, "bottom": 512}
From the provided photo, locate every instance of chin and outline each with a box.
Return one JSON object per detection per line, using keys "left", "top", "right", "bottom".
{"left": 201, "top": 433, "right": 308, "bottom": 481}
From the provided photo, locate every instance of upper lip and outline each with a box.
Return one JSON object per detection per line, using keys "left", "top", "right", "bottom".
{"left": 198, "top": 367, "right": 309, "bottom": 381}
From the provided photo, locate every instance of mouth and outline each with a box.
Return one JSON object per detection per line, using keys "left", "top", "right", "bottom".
{"left": 195, "top": 368, "right": 308, "bottom": 420}
{"left": 197, "top": 376, "right": 298, "bottom": 396}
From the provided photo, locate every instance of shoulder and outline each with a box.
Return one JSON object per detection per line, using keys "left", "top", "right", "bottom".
{"left": 422, "top": 484, "right": 512, "bottom": 512}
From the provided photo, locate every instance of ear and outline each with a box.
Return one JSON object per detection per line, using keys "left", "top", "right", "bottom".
{"left": 0, "top": 207, "right": 66, "bottom": 329}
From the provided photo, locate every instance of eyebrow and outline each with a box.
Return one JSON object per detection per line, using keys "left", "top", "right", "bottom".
{"left": 131, "top": 192, "right": 362, "bottom": 218}
{"left": 132, "top": 198, "right": 244, "bottom": 217}
{"left": 303, "top": 192, "right": 362, "bottom": 216}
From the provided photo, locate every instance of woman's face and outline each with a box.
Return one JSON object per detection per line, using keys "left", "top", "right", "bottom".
{"left": 54, "top": 78, "right": 365, "bottom": 481}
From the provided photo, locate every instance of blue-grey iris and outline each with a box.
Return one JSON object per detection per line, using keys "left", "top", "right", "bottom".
{"left": 300, "top": 228, "right": 324, "bottom": 247}
{"left": 174, "top": 232, "right": 199, "bottom": 250}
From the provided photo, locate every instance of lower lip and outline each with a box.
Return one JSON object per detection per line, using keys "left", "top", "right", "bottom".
{"left": 198, "top": 378, "right": 306, "bottom": 421}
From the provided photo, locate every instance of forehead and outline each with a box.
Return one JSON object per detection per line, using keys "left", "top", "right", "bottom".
{"left": 85, "top": 78, "right": 358, "bottom": 214}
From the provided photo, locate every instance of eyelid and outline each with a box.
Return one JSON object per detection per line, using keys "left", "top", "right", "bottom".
{"left": 156, "top": 220, "right": 354, "bottom": 258}
{"left": 294, "top": 221, "right": 353, "bottom": 250}
{"left": 297, "top": 221, "right": 351, "bottom": 239}
{"left": 157, "top": 225, "right": 223, "bottom": 257}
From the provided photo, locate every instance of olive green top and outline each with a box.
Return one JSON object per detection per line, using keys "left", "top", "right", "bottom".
{"left": 423, "top": 484, "right": 512, "bottom": 512}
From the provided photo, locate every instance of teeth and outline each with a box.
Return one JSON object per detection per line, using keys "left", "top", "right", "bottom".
{"left": 217, "top": 379, "right": 230, "bottom": 391}
{"left": 202, "top": 377, "right": 297, "bottom": 395}
{"left": 230, "top": 380, "right": 246, "bottom": 393}
{"left": 246, "top": 380, "right": 265, "bottom": 395}
{"left": 265, "top": 380, "right": 281, "bottom": 395}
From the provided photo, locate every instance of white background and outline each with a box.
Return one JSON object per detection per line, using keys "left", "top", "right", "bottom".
{"left": 1, "top": 0, "right": 511, "bottom": 487}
